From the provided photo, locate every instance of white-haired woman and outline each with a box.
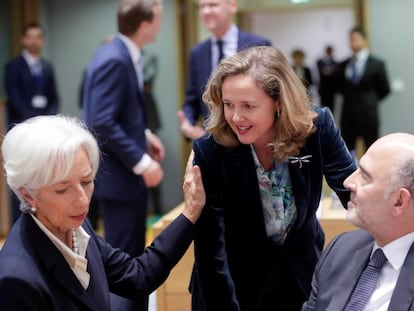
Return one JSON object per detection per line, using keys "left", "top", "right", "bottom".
{"left": 0, "top": 115, "right": 205, "bottom": 311}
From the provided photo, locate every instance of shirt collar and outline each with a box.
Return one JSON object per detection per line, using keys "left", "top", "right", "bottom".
{"left": 30, "top": 214, "right": 90, "bottom": 262}
{"left": 373, "top": 231, "right": 414, "bottom": 270}
{"left": 117, "top": 32, "right": 142, "bottom": 65}
{"left": 22, "top": 49, "right": 40, "bottom": 67}
{"left": 212, "top": 24, "right": 238, "bottom": 44}
{"left": 354, "top": 48, "right": 369, "bottom": 62}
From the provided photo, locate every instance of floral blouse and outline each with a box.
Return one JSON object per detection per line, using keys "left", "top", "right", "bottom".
{"left": 251, "top": 145, "right": 297, "bottom": 244}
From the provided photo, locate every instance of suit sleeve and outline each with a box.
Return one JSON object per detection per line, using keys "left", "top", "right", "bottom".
{"left": 374, "top": 60, "right": 391, "bottom": 101}
{"left": 318, "top": 107, "right": 357, "bottom": 207}
{"left": 97, "top": 214, "right": 195, "bottom": 299}
{"left": 192, "top": 138, "right": 240, "bottom": 310}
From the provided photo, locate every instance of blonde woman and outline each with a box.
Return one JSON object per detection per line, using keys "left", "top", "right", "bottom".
{"left": 190, "top": 46, "right": 356, "bottom": 310}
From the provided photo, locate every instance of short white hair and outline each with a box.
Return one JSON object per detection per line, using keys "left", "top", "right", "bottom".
{"left": 2, "top": 115, "right": 100, "bottom": 204}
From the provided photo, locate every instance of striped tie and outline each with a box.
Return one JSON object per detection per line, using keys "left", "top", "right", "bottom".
{"left": 344, "top": 248, "right": 387, "bottom": 311}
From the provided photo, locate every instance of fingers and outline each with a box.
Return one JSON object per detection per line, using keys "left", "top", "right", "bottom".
{"left": 185, "top": 150, "right": 195, "bottom": 172}
{"left": 182, "top": 150, "right": 205, "bottom": 224}
{"left": 177, "top": 110, "right": 186, "bottom": 124}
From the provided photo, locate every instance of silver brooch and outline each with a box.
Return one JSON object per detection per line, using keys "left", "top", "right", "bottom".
{"left": 287, "top": 155, "right": 312, "bottom": 168}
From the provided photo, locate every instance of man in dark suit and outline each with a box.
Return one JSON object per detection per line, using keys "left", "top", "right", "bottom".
{"left": 82, "top": 1, "right": 164, "bottom": 310}
{"left": 303, "top": 132, "right": 414, "bottom": 311}
{"left": 316, "top": 45, "right": 337, "bottom": 112}
{"left": 4, "top": 22, "right": 60, "bottom": 224}
{"left": 336, "top": 26, "right": 390, "bottom": 154}
{"left": 177, "top": 0, "right": 271, "bottom": 140}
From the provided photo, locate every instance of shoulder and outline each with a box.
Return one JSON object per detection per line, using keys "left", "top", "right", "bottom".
{"left": 313, "top": 106, "right": 335, "bottom": 127}
{"left": 0, "top": 226, "right": 39, "bottom": 282}
{"left": 238, "top": 30, "right": 271, "bottom": 48}
{"left": 193, "top": 134, "right": 248, "bottom": 164}
{"left": 193, "top": 134, "right": 219, "bottom": 156}
{"left": 367, "top": 55, "right": 386, "bottom": 66}
{"left": 321, "top": 230, "right": 372, "bottom": 260}
{"left": 329, "top": 230, "right": 372, "bottom": 248}
{"left": 190, "top": 39, "right": 211, "bottom": 54}
{"left": 5, "top": 56, "right": 24, "bottom": 69}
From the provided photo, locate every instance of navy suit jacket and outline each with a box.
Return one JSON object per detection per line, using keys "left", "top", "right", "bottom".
{"left": 83, "top": 36, "right": 148, "bottom": 200}
{"left": 191, "top": 107, "right": 356, "bottom": 310}
{"left": 182, "top": 30, "right": 272, "bottom": 124}
{"left": 4, "top": 55, "right": 59, "bottom": 128}
{"left": 303, "top": 230, "right": 414, "bottom": 311}
{"left": 0, "top": 213, "right": 195, "bottom": 310}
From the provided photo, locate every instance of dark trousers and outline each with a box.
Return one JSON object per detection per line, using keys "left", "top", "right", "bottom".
{"left": 340, "top": 108, "right": 378, "bottom": 152}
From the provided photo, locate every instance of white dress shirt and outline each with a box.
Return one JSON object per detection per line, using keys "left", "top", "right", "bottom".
{"left": 365, "top": 232, "right": 414, "bottom": 311}
{"left": 211, "top": 24, "right": 238, "bottom": 68}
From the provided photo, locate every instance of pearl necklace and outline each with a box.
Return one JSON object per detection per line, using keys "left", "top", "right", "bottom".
{"left": 72, "top": 229, "right": 79, "bottom": 255}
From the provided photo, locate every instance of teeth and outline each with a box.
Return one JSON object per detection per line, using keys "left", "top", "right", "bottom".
{"left": 238, "top": 126, "right": 250, "bottom": 130}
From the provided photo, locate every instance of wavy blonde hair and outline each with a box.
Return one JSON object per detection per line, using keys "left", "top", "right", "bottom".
{"left": 203, "top": 45, "right": 317, "bottom": 161}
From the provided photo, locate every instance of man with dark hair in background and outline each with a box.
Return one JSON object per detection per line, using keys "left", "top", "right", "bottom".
{"left": 336, "top": 26, "right": 390, "bottom": 155}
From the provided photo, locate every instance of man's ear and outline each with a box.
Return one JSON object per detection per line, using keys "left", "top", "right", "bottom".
{"left": 392, "top": 188, "right": 411, "bottom": 217}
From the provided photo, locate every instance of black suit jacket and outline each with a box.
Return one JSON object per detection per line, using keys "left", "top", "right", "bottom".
{"left": 191, "top": 107, "right": 356, "bottom": 310}
{"left": 336, "top": 55, "right": 390, "bottom": 121}
{"left": 303, "top": 230, "right": 414, "bottom": 311}
{"left": 0, "top": 213, "right": 195, "bottom": 310}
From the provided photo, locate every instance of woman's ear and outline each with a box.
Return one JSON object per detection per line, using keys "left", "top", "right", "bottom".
{"left": 19, "top": 187, "right": 36, "bottom": 206}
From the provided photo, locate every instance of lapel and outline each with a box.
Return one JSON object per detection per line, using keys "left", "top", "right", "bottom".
{"left": 19, "top": 55, "right": 37, "bottom": 87}
{"left": 22, "top": 215, "right": 99, "bottom": 311}
{"left": 358, "top": 56, "right": 373, "bottom": 84}
{"left": 114, "top": 37, "right": 144, "bottom": 100}
{"left": 114, "top": 36, "right": 148, "bottom": 125}
{"left": 84, "top": 229, "right": 111, "bottom": 309}
{"left": 388, "top": 242, "right": 414, "bottom": 311}
{"left": 199, "top": 39, "right": 213, "bottom": 83}
{"left": 326, "top": 243, "right": 373, "bottom": 311}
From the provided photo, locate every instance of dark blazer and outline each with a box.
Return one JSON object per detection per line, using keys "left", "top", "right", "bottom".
{"left": 302, "top": 230, "right": 414, "bottom": 311}
{"left": 190, "top": 107, "right": 356, "bottom": 310}
{"left": 182, "top": 30, "right": 272, "bottom": 124}
{"left": 0, "top": 213, "right": 195, "bottom": 311}
{"left": 4, "top": 55, "right": 59, "bottom": 128}
{"left": 82, "top": 35, "right": 148, "bottom": 201}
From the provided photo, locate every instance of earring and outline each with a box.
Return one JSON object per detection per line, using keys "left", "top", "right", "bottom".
{"left": 276, "top": 110, "right": 281, "bottom": 118}
{"left": 20, "top": 201, "right": 37, "bottom": 214}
